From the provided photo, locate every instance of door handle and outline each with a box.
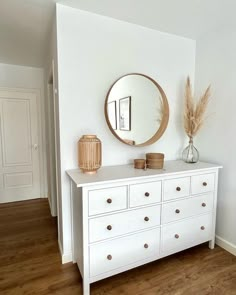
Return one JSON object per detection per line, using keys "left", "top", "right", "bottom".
{"left": 33, "top": 144, "right": 39, "bottom": 150}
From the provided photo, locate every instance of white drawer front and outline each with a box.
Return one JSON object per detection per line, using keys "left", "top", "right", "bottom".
{"left": 162, "top": 214, "right": 212, "bottom": 253}
{"left": 162, "top": 193, "right": 214, "bottom": 224}
{"left": 90, "top": 228, "right": 160, "bottom": 277}
{"left": 163, "top": 177, "right": 190, "bottom": 201}
{"left": 89, "top": 205, "right": 161, "bottom": 243}
{"left": 130, "top": 181, "right": 162, "bottom": 207}
{"left": 191, "top": 173, "right": 215, "bottom": 195}
{"left": 88, "top": 186, "right": 127, "bottom": 216}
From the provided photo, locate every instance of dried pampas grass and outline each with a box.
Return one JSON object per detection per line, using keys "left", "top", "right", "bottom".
{"left": 184, "top": 77, "right": 211, "bottom": 138}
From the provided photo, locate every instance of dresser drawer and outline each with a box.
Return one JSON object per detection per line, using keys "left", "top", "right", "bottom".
{"left": 161, "top": 214, "right": 212, "bottom": 253}
{"left": 130, "top": 181, "right": 162, "bottom": 207}
{"left": 191, "top": 173, "right": 215, "bottom": 195}
{"left": 162, "top": 193, "right": 214, "bottom": 224}
{"left": 163, "top": 177, "right": 190, "bottom": 201}
{"left": 89, "top": 205, "right": 161, "bottom": 243}
{"left": 88, "top": 186, "right": 127, "bottom": 216}
{"left": 90, "top": 228, "right": 160, "bottom": 277}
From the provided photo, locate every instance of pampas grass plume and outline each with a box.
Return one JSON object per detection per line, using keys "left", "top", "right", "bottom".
{"left": 184, "top": 77, "right": 211, "bottom": 138}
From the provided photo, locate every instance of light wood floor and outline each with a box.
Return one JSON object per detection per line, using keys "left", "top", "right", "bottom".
{"left": 0, "top": 199, "right": 235, "bottom": 295}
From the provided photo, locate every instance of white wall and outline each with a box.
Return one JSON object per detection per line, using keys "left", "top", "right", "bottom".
{"left": 0, "top": 63, "right": 44, "bottom": 89}
{"left": 56, "top": 4, "right": 196, "bottom": 258}
{"left": 195, "top": 28, "right": 236, "bottom": 248}
{"left": 0, "top": 63, "right": 47, "bottom": 198}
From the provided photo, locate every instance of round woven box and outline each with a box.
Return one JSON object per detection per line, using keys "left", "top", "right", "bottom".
{"left": 146, "top": 153, "right": 164, "bottom": 169}
{"left": 134, "top": 159, "right": 146, "bottom": 169}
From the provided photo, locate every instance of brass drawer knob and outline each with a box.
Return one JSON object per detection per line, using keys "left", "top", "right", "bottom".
{"left": 203, "top": 182, "right": 207, "bottom": 186}
{"left": 175, "top": 209, "right": 180, "bottom": 214}
{"left": 144, "top": 243, "right": 149, "bottom": 249}
{"left": 202, "top": 202, "right": 206, "bottom": 207}
{"left": 175, "top": 234, "right": 180, "bottom": 239}
{"left": 176, "top": 187, "right": 181, "bottom": 191}
{"left": 201, "top": 226, "right": 205, "bottom": 230}
{"left": 145, "top": 192, "right": 150, "bottom": 197}
{"left": 107, "top": 198, "right": 112, "bottom": 204}
{"left": 107, "top": 254, "right": 112, "bottom": 260}
{"left": 144, "top": 216, "right": 149, "bottom": 222}
{"left": 107, "top": 225, "right": 112, "bottom": 230}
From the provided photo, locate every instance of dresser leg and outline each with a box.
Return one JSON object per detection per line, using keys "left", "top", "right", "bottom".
{"left": 83, "top": 279, "right": 90, "bottom": 295}
{"left": 209, "top": 239, "right": 215, "bottom": 249}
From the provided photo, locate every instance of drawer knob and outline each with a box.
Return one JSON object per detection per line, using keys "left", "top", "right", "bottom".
{"left": 203, "top": 182, "right": 207, "bottom": 186}
{"left": 145, "top": 192, "right": 150, "bottom": 197}
{"left": 107, "top": 225, "right": 112, "bottom": 231}
{"left": 144, "top": 243, "right": 149, "bottom": 249}
{"left": 144, "top": 216, "right": 149, "bottom": 222}
{"left": 176, "top": 187, "right": 181, "bottom": 191}
{"left": 175, "top": 234, "right": 180, "bottom": 239}
{"left": 202, "top": 202, "right": 206, "bottom": 207}
{"left": 107, "top": 254, "right": 112, "bottom": 260}
{"left": 107, "top": 198, "right": 112, "bottom": 204}
{"left": 201, "top": 226, "right": 205, "bottom": 230}
{"left": 175, "top": 209, "right": 180, "bottom": 214}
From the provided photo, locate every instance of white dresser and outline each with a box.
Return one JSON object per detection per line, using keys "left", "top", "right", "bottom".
{"left": 67, "top": 160, "right": 221, "bottom": 295}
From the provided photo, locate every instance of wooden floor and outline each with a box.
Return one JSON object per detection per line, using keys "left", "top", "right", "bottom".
{"left": 0, "top": 199, "right": 235, "bottom": 295}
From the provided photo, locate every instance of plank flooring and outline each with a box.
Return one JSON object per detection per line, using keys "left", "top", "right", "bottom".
{"left": 0, "top": 199, "right": 235, "bottom": 295}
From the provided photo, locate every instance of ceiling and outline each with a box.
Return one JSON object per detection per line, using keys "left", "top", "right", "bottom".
{"left": 0, "top": 0, "right": 235, "bottom": 67}
{"left": 64, "top": 0, "right": 236, "bottom": 39}
{"left": 0, "top": 0, "right": 56, "bottom": 67}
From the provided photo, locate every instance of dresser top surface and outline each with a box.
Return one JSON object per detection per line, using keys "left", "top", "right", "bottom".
{"left": 66, "top": 160, "right": 222, "bottom": 188}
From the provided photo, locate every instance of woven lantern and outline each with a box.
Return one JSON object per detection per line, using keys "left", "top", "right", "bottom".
{"left": 78, "top": 135, "right": 102, "bottom": 174}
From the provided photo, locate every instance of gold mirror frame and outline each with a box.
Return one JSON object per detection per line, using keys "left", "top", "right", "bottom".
{"left": 104, "top": 73, "right": 169, "bottom": 147}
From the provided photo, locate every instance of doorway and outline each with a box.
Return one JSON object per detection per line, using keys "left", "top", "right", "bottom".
{"left": 0, "top": 88, "right": 41, "bottom": 203}
{"left": 46, "top": 63, "right": 58, "bottom": 217}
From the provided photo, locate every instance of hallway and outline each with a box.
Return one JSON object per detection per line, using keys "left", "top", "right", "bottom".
{"left": 0, "top": 199, "right": 235, "bottom": 294}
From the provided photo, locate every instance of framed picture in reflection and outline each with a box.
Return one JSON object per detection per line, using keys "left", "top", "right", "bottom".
{"left": 119, "top": 96, "right": 131, "bottom": 131}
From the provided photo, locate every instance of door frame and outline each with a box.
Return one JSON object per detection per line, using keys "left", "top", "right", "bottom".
{"left": 0, "top": 87, "right": 46, "bottom": 199}
{"left": 46, "top": 60, "right": 59, "bottom": 217}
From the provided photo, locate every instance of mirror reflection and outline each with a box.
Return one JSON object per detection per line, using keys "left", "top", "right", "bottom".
{"left": 105, "top": 73, "right": 169, "bottom": 146}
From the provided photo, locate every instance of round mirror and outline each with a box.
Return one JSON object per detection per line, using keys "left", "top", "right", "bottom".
{"left": 104, "top": 73, "right": 169, "bottom": 146}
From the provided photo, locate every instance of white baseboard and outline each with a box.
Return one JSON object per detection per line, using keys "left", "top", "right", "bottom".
{"left": 58, "top": 239, "right": 72, "bottom": 264}
{"left": 47, "top": 196, "right": 54, "bottom": 216}
{"left": 41, "top": 195, "right": 48, "bottom": 198}
{"left": 62, "top": 252, "right": 73, "bottom": 264}
{"left": 47, "top": 196, "right": 52, "bottom": 213}
{"left": 216, "top": 235, "right": 236, "bottom": 256}
{"left": 47, "top": 195, "right": 57, "bottom": 217}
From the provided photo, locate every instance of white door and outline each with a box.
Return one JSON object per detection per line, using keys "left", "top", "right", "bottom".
{"left": 0, "top": 89, "right": 41, "bottom": 203}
